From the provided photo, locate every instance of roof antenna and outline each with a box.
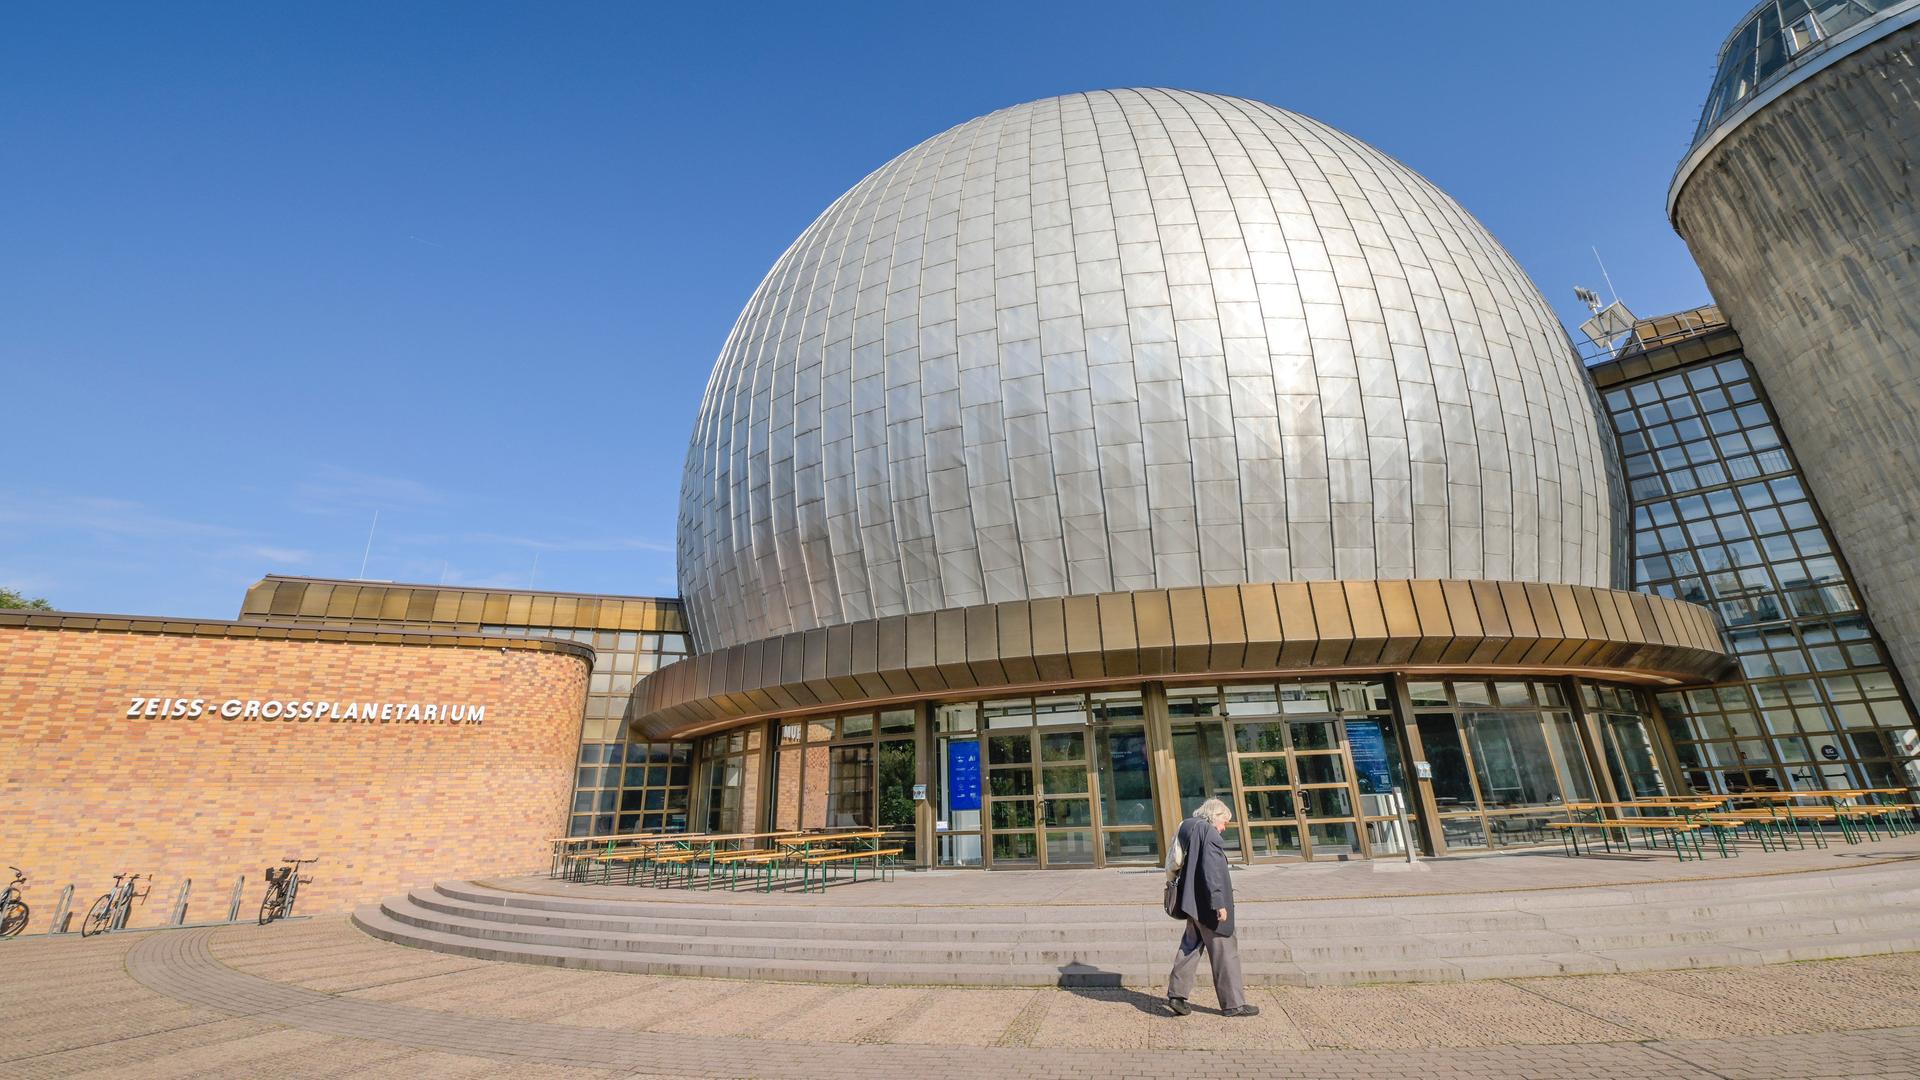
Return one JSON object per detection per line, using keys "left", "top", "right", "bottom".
{"left": 357, "top": 511, "right": 379, "bottom": 579}
{"left": 1592, "top": 247, "right": 1620, "bottom": 305}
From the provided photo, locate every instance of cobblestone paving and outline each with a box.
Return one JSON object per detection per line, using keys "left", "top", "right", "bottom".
{"left": 2, "top": 917, "right": 1919, "bottom": 1078}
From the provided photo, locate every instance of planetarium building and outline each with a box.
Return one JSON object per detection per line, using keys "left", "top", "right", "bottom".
{"left": 13, "top": 62, "right": 1920, "bottom": 932}
{"left": 631, "top": 90, "right": 1730, "bottom": 867}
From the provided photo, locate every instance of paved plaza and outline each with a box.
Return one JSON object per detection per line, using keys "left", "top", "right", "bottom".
{"left": 3, "top": 911, "right": 1920, "bottom": 1078}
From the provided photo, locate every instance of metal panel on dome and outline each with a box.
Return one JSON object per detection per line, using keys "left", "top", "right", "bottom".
{"left": 677, "top": 89, "right": 1622, "bottom": 652}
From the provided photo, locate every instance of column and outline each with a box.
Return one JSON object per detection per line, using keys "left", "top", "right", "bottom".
{"left": 1388, "top": 675, "right": 1445, "bottom": 857}
{"left": 1142, "top": 681, "right": 1182, "bottom": 852}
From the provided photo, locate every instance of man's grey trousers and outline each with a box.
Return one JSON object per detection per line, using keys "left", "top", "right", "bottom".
{"left": 1167, "top": 917, "right": 1245, "bottom": 1010}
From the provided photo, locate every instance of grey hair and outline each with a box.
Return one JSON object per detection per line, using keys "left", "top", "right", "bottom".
{"left": 1192, "top": 798, "right": 1232, "bottom": 824}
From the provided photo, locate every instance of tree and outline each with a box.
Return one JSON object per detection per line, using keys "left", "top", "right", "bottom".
{"left": 0, "top": 587, "right": 52, "bottom": 611}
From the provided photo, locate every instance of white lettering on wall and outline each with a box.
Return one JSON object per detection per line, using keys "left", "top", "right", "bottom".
{"left": 128, "top": 696, "right": 488, "bottom": 726}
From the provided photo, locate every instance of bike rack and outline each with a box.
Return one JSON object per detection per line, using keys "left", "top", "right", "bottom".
{"left": 49, "top": 884, "right": 74, "bottom": 934}
{"left": 168, "top": 879, "right": 192, "bottom": 926}
{"left": 11, "top": 871, "right": 311, "bottom": 940}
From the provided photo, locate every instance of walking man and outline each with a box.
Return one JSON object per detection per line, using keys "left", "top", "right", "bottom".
{"left": 1166, "top": 798, "right": 1258, "bottom": 1017}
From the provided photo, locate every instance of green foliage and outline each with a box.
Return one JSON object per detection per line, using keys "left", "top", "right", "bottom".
{"left": 0, "top": 587, "right": 52, "bottom": 611}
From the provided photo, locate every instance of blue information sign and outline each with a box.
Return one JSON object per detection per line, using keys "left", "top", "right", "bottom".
{"left": 1346, "top": 721, "right": 1394, "bottom": 795}
{"left": 948, "top": 740, "right": 982, "bottom": 811}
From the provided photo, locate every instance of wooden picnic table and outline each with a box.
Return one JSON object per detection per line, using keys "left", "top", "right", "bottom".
{"left": 552, "top": 832, "right": 705, "bottom": 878}
{"left": 777, "top": 830, "right": 887, "bottom": 856}
{"left": 1574, "top": 795, "right": 1728, "bottom": 803}
{"left": 783, "top": 831, "right": 904, "bottom": 892}
{"left": 1733, "top": 789, "right": 1898, "bottom": 800}
{"left": 1556, "top": 800, "right": 1745, "bottom": 860}
{"left": 550, "top": 831, "right": 696, "bottom": 850}
{"left": 675, "top": 830, "right": 802, "bottom": 845}
{"left": 641, "top": 831, "right": 806, "bottom": 890}
{"left": 1715, "top": 790, "right": 1915, "bottom": 844}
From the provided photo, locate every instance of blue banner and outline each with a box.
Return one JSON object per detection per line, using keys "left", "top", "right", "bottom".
{"left": 947, "top": 740, "right": 981, "bottom": 811}
{"left": 1347, "top": 721, "right": 1394, "bottom": 795}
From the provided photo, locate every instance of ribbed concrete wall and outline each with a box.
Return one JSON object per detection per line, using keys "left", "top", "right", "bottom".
{"left": 1673, "top": 22, "right": 1920, "bottom": 696}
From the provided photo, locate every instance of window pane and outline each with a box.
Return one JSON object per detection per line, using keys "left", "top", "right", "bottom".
{"left": 828, "top": 745, "right": 873, "bottom": 827}
{"left": 1462, "top": 712, "right": 1564, "bottom": 810}
{"left": 1417, "top": 714, "right": 1478, "bottom": 812}
{"left": 1097, "top": 726, "right": 1154, "bottom": 827}
{"left": 878, "top": 739, "right": 916, "bottom": 827}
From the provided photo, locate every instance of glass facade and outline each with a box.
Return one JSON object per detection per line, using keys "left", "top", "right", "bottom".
{"left": 763, "top": 709, "right": 919, "bottom": 858}
{"left": 1599, "top": 354, "right": 1920, "bottom": 797}
{"left": 695, "top": 675, "right": 1676, "bottom": 867}
{"left": 1689, "top": 1, "right": 1905, "bottom": 147}
{"left": 700, "top": 726, "right": 762, "bottom": 834}
{"left": 1408, "top": 679, "right": 1600, "bottom": 851}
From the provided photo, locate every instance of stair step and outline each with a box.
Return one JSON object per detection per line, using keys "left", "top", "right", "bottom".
{"left": 372, "top": 890, "right": 1920, "bottom": 969}
{"left": 355, "top": 902, "right": 1920, "bottom": 987}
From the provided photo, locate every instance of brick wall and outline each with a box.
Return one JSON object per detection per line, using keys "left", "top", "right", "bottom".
{"left": 0, "top": 625, "right": 586, "bottom": 933}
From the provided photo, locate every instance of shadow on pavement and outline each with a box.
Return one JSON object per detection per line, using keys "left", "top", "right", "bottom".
{"left": 1057, "top": 963, "right": 1175, "bottom": 1015}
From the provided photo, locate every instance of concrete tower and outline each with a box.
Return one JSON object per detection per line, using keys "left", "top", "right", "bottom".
{"left": 1671, "top": 1, "right": 1920, "bottom": 691}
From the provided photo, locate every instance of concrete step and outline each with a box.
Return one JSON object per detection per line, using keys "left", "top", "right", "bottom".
{"left": 411, "top": 887, "right": 1552, "bottom": 941}
{"left": 352, "top": 904, "right": 1166, "bottom": 986}
{"left": 438, "top": 872, "right": 1920, "bottom": 929}
{"left": 373, "top": 887, "right": 1920, "bottom": 969}
{"left": 428, "top": 876, "right": 1920, "bottom": 933}
{"left": 354, "top": 900, "right": 1920, "bottom": 987}
{"left": 377, "top": 897, "right": 1280, "bottom": 965}
{"left": 410, "top": 883, "right": 1920, "bottom": 953}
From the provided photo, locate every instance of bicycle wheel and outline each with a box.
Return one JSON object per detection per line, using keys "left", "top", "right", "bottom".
{"left": 0, "top": 900, "right": 26, "bottom": 938}
{"left": 258, "top": 884, "right": 285, "bottom": 925}
{"left": 80, "top": 895, "right": 113, "bottom": 937}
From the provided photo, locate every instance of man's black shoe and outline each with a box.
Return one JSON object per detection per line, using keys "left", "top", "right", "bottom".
{"left": 1167, "top": 996, "right": 1191, "bottom": 1016}
{"left": 1223, "top": 1004, "right": 1261, "bottom": 1018}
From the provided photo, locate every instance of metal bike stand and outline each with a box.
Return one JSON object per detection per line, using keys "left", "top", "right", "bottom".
{"left": 49, "top": 885, "right": 74, "bottom": 934}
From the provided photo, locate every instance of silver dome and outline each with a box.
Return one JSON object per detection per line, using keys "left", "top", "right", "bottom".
{"left": 679, "top": 89, "right": 1621, "bottom": 651}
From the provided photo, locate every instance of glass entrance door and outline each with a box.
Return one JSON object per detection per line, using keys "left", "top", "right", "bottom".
{"left": 975, "top": 693, "right": 1157, "bottom": 868}
{"left": 1220, "top": 683, "right": 1372, "bottom": 862}
{"left": 1227, "top": 714, "right": 1365, "bottom": 860}
{"left": 986, "top": 723, "right": 1097, "bottom": 866}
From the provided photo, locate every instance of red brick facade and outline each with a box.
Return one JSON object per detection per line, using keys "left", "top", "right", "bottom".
{"left": 0, "top": 624, "right": 587, "bottom": 933}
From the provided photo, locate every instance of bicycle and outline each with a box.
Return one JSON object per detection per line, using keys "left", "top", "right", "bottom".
{"left": 80, "top": 873, "right": 149, "bottom": 937}
{"left": 258, "top": 857, "right": 318, "bottom": 925}
{"left": 1, "top": 866, "right": 27, "bottom": 938}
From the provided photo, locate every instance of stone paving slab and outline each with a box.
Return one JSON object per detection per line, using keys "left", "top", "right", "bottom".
{"left": 4, "top": 916, "right": 1920, "bottom": 1078}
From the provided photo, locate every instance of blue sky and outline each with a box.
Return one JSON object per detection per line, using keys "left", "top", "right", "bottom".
{"left": 1, "top": 2, "right": 1738, "bottom": 618}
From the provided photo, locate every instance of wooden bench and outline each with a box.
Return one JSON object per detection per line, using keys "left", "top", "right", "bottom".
{"left": 701, "top": 849, "right": 786, "bottom": 891}
{"left": 576, "top": 848, "right": 679, "bottom": 885}
{"left": 798, "top": 847, "right": 904, "bottom": 892}
{"left": 644, "top": 849, "right": 709, "bottom": 887}
{"left": 1705, "top": 808, "right": 1840, "bottom": 850}
{"left": 703, "top": 850, "right": 795, "bottom": 892}
{"left": 1547, "top": 818, "right": 1711, "bottom": 860}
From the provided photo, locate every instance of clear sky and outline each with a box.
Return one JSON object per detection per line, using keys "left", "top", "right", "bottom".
{"left": 1, "top": 1, "right": 1740, "bottom": 618}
